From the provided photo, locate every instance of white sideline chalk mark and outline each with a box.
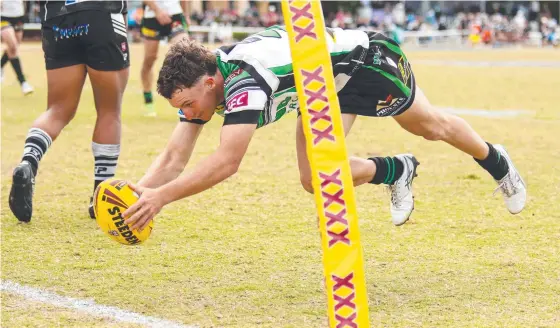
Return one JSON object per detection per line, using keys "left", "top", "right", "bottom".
{"left": 1, "top": 280, "right": 197, "bottom": 328}
{"left": 414, "top": 59, "right": 560, "bottom": 68}
{"left": 439, "top": 107, "right": 533, "bottom": 118}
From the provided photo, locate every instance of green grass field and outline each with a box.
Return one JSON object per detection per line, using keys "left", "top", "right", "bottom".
{"left": 2, "top": 43, "right": 560, "bottom": 327}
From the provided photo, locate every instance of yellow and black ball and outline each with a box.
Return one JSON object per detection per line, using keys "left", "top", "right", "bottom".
{"left": 93, "top": 179, "right": 153, "bottom": 245}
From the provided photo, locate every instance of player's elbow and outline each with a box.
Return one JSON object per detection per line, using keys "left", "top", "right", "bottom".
{"left": 163, "top": 152, "right": 188, "bottom": 176}
{"left": 300, "top": 176, "right": 314, "bottom": 194}
{"left": 223, "top": 161, "right": 240, "bottom": 178}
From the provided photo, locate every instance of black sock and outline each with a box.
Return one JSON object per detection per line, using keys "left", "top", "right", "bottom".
{"left": 94, "top": 180, "right": 103, "bottom": 193}
{"left": 143, "top": 91, "right": 153, "bottom": 104}
{"left": 1, "top": 52, "right": 8, "bottom": 68}
{"left": 475, "top": 142, "right": 509, "bottom": 180}
{"left": 9, "top": 57, "right": 26, "bottom": 83}
{"left": 368, "top": 156, "right": 404, "bottom": 185}
{"left": 22, "top": 128, "right": 53, "bottom": 176}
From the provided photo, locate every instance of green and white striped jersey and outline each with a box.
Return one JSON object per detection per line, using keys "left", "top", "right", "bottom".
{"left": 209, "top": 25, "right": 370, "bottom": 128}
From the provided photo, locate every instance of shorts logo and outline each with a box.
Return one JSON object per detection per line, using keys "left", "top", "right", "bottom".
{"left": 53, "top": 24, "right": 89, "bottom": 41}
{"left": 171, "top": 20, "right": 184, "bottom": 34}
{"left": 372, "top": 46, "right": 382, "bottom": 65}
{"left": 141, "top": 27, "right": 158, "bottom": 38}
{"left": 121, "top": 42, "right": 127, "bottom": 52}
{"left": 386, "top": 57, "right": 397, "bottom": 68}
{"left": 398, "top": 56, "right": 411, "bottom": 84}
{"left": 226, "top": 91, "right": 249, "bottom": 111}
{"left": 376, "top": 94, "right": 406, "bottom": 116}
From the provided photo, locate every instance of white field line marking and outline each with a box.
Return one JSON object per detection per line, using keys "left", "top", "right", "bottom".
{"left": 413, "top": 59, "right": 560, "bottom": 68}
{"left": 1, "top": 280, "right": 197, "bottom": 328}
{"left": 439, "top": 107, "right": 533, "bottom": 118}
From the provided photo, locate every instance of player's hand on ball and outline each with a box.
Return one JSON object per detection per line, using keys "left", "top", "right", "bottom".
{"left": 123, "top": 183, "right": 164, "bottom": 232}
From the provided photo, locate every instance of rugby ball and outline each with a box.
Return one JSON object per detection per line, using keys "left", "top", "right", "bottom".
{"left": 93, "top": 179, "right": 153, "bottom": 245}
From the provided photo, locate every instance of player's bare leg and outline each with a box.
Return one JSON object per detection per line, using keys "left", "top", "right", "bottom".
{"left": 0, "top": 26, "right": 32, "bottom": 94}
{"left": 393, "top": 86, "right": 526, "bottom": 214}
{"left": 87, "top": 66, "right": 129, "bottom": 218}
{"left": 141, "top": 38, "right": 159, "bottom": 116}
{"left": 296, "top": 113, "right": 419, "bottom": 225}
{"left": 9, "top": 65, "right": 87, "bottom": 222}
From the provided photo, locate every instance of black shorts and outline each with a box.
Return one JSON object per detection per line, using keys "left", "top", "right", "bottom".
{"left": 338, "top": 32, "right": 416, "bottom": 117}
{"left": 141, "top": 13, "right": 187, "bottom": 40}
{"left": 41, "top": 10, "right": 130, "bottom": 71}
{"left": 1, "top": 16, "right": 24, "bottom": 32}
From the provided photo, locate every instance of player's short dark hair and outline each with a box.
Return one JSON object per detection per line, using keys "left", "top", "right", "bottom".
{"left": 157, "top": 38, "right": 218, "bottom": 99}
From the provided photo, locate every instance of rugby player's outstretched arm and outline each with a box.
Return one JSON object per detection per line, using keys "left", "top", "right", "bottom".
{"left": 139, "top": 122, "right": 204, "bottom": 188}
{"left": 158, "top": 123, "right": 257, "bottom": 203}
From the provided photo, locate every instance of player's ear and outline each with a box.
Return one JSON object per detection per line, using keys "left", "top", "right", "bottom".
{"left": 204, "top": 76, "right": 216, "bottom": 90}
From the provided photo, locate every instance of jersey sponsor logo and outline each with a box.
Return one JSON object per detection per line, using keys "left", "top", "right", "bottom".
{"left": 376, "top": 94, "right": 406, "bottom": 116}
{"left": 276, "top": 95, "right": 299, "bottom": 113}
{"left": 226, "top": 91, "right": 249, "bottom": 111}
{"left": 224, "top": 69, "right": 243, "bottom": 85}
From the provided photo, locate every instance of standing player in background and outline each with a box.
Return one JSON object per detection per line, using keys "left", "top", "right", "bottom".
{"left": 140, "top": 0, "right": 189, "bottom": 117}
{"left": 0, "top": 0, "right": 33, "bottom": 94}
{"left": 8, "top": 0, "right": 130, "bottom": 222}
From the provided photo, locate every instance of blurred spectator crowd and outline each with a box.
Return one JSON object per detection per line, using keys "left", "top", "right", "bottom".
{"left": 21, "top": 1, "right": 560, "bottom": 47}
{"left": 326, "top": 1, "right": 558, "bottom": 46}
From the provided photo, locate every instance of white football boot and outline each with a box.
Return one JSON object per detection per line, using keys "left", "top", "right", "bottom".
{"left": 493, "top": 144, "right": 526, "bottom": 214}
{"left": 21, "top": 81, "right": 34, "bottom": 95}
{"left": 389, "top": 154, "right": 420, "bottom": 226}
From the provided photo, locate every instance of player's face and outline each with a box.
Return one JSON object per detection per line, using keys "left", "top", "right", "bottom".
{"left": 168, "top": 76, "right": 219, "bottom": 122}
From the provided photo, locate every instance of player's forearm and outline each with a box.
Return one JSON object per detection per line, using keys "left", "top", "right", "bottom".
{"left": 157, "top": 152, "right": 239, "bottom": 204}
{"left": 139, "top": 152, "right": 186, "bottom": 188}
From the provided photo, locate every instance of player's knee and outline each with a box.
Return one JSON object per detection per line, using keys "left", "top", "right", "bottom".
{"left": 422, "top": 127, "right": 445, "bottom": 141}
{"left": 47, "top": 106, "right": 77, "bottom": 125}
{"left": 6, "top": 45, "right": 18, "bottom": 58}
{"left": 422, "top": 115, "right": 452, "bottom": 141}
{"left": 96, "top": 110, "right": 121, "bottom": 124}
{"left": 300, "top": 176, "right": 314, "bottom": 194}
{"left": 142, "top": 54, "right": 157, "bottom": 67}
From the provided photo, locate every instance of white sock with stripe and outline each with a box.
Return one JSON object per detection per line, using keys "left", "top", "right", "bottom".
{"left": 92, "top": 142, "right": 120, "bottom": 192}
{"left": 22, "top": 127, "right": 53, "bottom": 176}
